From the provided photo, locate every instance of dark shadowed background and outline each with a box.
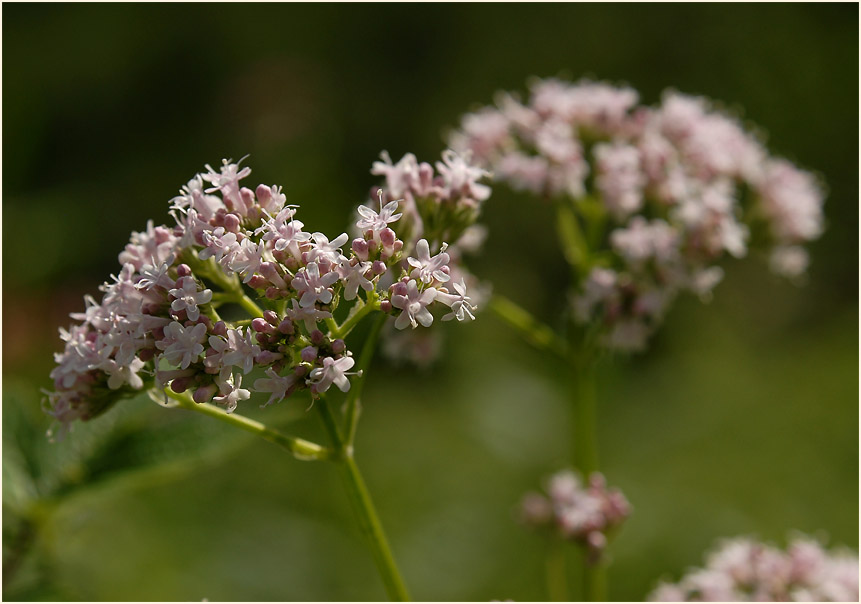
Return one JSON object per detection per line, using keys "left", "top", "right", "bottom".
{"left": 3, "top": 3, "right": 858, "bottom": 601}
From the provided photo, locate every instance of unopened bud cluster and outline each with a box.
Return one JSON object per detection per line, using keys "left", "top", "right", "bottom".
{"left": 649, "top": 535, "right": 859, "bottom": 602}
{"left": 450, "top": 78, "right": 825, "bottom": 350}
{"left": 519, "top": 469, "right": 631, "bottom": 563}
{"left": 46, "top": 154, "right": 484, "bottom": 435}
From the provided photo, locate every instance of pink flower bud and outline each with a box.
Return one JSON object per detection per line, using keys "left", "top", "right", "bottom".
{"left": 263, "top": 310, "right": 279, "bottom": 325}
{"left": 193, "top": 383, "right": 219, "bottom": 403}
{"left": 171, "top": 377, "right": 193, "bottom": 393}
{"left": 256, "top": 184, "right": 272, "bottom": 205}
{"left": 352, "top": 238, "right": 369, "bottom": 260}
{"left": 331, "top": 339, "right": 346, "bottom": 354}
{"left": 239, "top": 187, "right": 255, "bottom": 210}
{"left": 310, "top": 330, "right": 325, "bottom": 345}
{"left": 256, "top": 350, "right": 283, "bottom": 365}
{"left": 301, "top": 346, "right": 318, "bottom": 363}
{"left": 212, "top": 321, "right": 228, "bottom": 337}
{"left": 380, "top": 228, "right": 396, "bottom": 247}
{"left": 278, "top": 318, "right": 295, "bottom": 335}
{"left": 247, "top": 274, "right": 268, "bottom": 289}
{"left": 176, "top": 264, "right": 192, "bottom": 278}
{"left": 380, "top": 299, "right": 392, "bottom": 313}
{"left": 372, "top": 260, "right": 387, "bottom": 275}
{"left": 224, "top": 213, "right": 241, "bottom": 233}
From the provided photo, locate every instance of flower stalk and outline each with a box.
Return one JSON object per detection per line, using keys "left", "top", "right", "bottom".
{"left": 316, "top": 397, "right": 410, "bottom": 602}
{"left": 160, "top": 388, "right": 332, "bottom": 461}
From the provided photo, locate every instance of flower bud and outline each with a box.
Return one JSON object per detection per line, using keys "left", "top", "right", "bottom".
{"left": 331, "top": 339, "right": 346, "bottom": 354}
{"left": 278, "top": 318, "right": 295, "bottom": 335}
{"left": 301, "top": 346, "right": 318, "bottom": 363}
{"left": 372, "top": 260, "right": 387, "bottom": 275}
{"left": 247, "top": 274, "right": 268, "bottom": 289}
{"left": 224, "top": 213, "right": 241, "bottom": 233}
{"left": 352, "top": 238, "right": 369, "bottom": 260}
{"left": 193, "top": 383, "right": 219, "bottom": 403}
{"left": 171, "top": 377, "right": 194, "bottom": 393}
{"left": 263, "top": 310, "right": 280, "bottom": 325}
{"left": 256, "top": 350, "right": 283, "bottom": 365}
{"left": 379, "top": 228, "right": 396, "bottom": 247}
{"left": 212, "top": 321, "right": 228, "bottom": 337}
{"left": 310, "top": 330, "right": 325, "bottom": 345}
{"left": 176, "top": 264, "right": 192, "bottom": 278}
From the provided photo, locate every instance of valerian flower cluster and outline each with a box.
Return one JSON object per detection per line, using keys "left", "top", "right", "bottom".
{"left": 46, "top": 153, "right": 487, "bottom": 435}
{"left": 450, "top": 78, "right": 825, "bottom": 350}
{"left": 649, "top": 535, "right": 859, "bottom": 602}
{"left": 366, "top": 149, "right": 490, "bottom": 364}
{"left": 519, "top": 469, "right": 631, "bottom": 562}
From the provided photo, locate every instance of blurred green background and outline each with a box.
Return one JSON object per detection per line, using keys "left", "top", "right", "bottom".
{"left": 3, "top": 3, "right": 858, "bottom": 601}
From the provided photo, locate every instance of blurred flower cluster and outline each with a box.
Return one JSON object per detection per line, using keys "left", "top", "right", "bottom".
{"left": 649, "top": 535, "right": 859, "bottom": 601}
{"left": 450, "top": 78, "right": 825, "bottom": 350}
{"left": 519, "top": 469, "right": 631, "bottom": 562}
{"left": 46, "top": 153, "right": 487, "bottom": 435}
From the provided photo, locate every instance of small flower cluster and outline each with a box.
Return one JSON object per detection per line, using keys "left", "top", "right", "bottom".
{"left": 46, "top": 156, "right": 480, "bottom": 435}
{"left": 450, "top": 78, "right": 825, "bottom": 350}
{"left": 649, "top": 535, "right": 859, "bottom": 602}
{"left": 365, "top": 150, "right": 491, "bottom": 363}
{"left": 519, "top": 469, "right": 631, "bottom": 562}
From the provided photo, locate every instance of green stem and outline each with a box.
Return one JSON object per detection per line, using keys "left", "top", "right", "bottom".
{"left": 555, "top": 199, "right": 590, "bottom": 281}
{"left": 316, "top": 398, "right": 410, "bottom": 602}
{"left": 571, "top": 358, "right": 599, "bottom": 475}
{"left": 488, "top": 295, "right": 569, "bottom": 359}
{"left": 161, "top": 388, "right": 331, "bottom": 461}
{"left": 233, "top": 291, "right": 265, "bottom": 318}
{"left": 546, "top": 540, "right": 569, "bottom": 602}
{"left": 344, "top": 313, "right": 387, "bottom": 447}
{"left": 570, "top": 356, "right": 605, "bottom": 602}
{"left": 332, "top": 292, "right": 380, "bottom": 340}
{"left": 181, "top": 250, "right": 265, "bottom": 318}
{"left": 583, "top": 557, "right": 608, "bottom": 603}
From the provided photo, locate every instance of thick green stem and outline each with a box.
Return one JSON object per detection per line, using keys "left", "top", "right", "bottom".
{"left": 316, "top": 398, "right": 410, "bottom": 602}
{"left": 161, "top": 389, "right": 331, "bottom": 461}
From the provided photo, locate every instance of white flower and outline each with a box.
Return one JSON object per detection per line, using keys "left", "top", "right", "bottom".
{"left": 169, "top": 277, "right": 213, "bottom": 321}
{"left": 436, "top": 279, "right": 477, "bottom": 322}
{"left": 286, "top": 299, "right": 333, "bottom": 333}
{"left": 210, "top": 327, "right": 261, "bottom": 376}
{"left": 308, "top": 355, "right": 356, "bottom": 393}
{"left": 407, "top": 239, "right": 451, "bottom": 284}
{"left": 228, "top": 237, "right": 267, "bottom": 283}
{"left": 253, "top": 367, "right": 298, "bottom": 407}
{"left": 307, "top": 232, "right": 349, "bottom": 264}
{"left": 97, "top": 356, "right": 146, "bottom": 390}
{"left": 292, "top": 262, "right": 340, "bottom": 308}
{"left": 136, "top": 261, "right": 176, "bottom": 291}
{"left": 156, "top": 321, "right": 208, "bottom": 369}
{"left": 338, "top": 259, "right": 373, "bottom": 301}
{"left": 213, "top": 373, "right": 251, "bottom": 413}
{"left": 198, "top": 227, "right": 239, "bottom": 264}
{"left": 391, "top": 280, "right": 437, "bottom": 330}
{"left": 257, "top": 207, "right": 311, "bottom": 257}
{"left": 356, "top": 197, "right": 403, "bottom": 233}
